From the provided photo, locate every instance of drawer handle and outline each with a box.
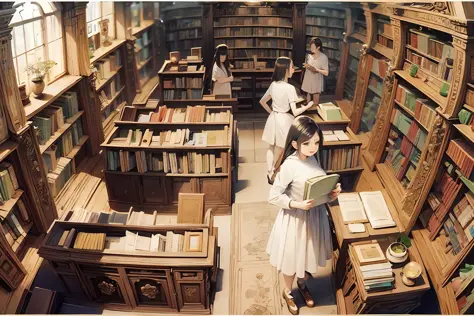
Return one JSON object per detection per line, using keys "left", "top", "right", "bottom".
{"left": 182, "top": 272, "right": 197, "bottom": 277}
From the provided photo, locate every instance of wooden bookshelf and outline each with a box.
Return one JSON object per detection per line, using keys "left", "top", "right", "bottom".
{"left": 39, "top": 219, "right": 217, "bottom": 313}
{"left": 101, "top": 105, "right": 234, "bottom": 214}
{"left": 38, "top": 111, "right": 84, "bottom": 154}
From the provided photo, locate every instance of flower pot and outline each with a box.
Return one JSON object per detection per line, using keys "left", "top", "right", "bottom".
{"left": 30, "top": 78, "right": 45, "bottom": 98}
{"left": 389, "top": 242, "right": 408, "bottom": 258}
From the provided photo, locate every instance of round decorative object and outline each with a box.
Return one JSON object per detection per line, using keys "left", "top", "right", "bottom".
{"left": 97, "top": 280, "right": 116, "bottom": 296}
{"left": 141, "top": 283, "right": 158, "bottom": 299}
{"left": 388, "top": 242, "right": 408, "bottom": 258}
{"left": 401, "top": 261, "right": 422, "bottom": 286}
{"left": 30, "top": 78, "right": 45, "bottom": 98}
{"left": 386, "top": 248, "right": 408, "bottom": 264}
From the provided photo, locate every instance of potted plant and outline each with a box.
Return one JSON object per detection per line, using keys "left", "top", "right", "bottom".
{"left": 26, "top": 60, "right": 57, "bottom": 98}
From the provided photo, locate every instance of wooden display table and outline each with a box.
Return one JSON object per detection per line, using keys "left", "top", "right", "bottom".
{"left": 337, "top": 238, "right": 430, "bottom": 314}
{"left": 38, "top": 220, "right": 218, "bottom": 314}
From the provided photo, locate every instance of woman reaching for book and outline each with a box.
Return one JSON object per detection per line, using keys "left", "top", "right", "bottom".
{"left": 267, "top": 116, "right": 341, "bottom": 315}
{"left": 260, "top": 57, "right": 314, "bottom": 183}
{"left": 211, "top": 44, "right": 233, "bottom": 97}
{"left": 302, "top": 37, "right": 329, "bottom": 106}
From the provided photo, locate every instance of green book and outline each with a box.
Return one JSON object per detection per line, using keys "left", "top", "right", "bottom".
{"left": 303, "top": 174, "right": 340, "bottom": 206}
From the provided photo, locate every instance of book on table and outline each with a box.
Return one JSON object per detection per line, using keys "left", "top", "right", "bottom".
{"left": 317, "top": 102, "right": 343, "bottom": 121}
{"left": 303, "top": 174, "right": 339, "bottom": 206}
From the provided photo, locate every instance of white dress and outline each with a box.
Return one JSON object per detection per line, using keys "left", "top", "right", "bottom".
{"left": 212, "top": 63, "right": 232, "bottom": 96}
{"left": 301, "top": 53, "right": 329, "bottom": 94}
{"left": 266, "top": 153, "right": 333, "bottom": 279}
{"left": 261, "top": 81, "right": 298, "bottom": 148}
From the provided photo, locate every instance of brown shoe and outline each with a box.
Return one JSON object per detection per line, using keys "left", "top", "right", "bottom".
{"left": 297, "top": 282, "right": 315, "bottom": 308}
{"left": 282, "top": 289, "right": 299, "bottom": 315}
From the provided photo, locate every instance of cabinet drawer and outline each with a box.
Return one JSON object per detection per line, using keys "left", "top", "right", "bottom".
{"left": 173, "top": 270, "right": 207, "bottom": 310}
{"left": 104, "top": 173, "right": 140, "bottom": 203}
{"left": 82, "top": 273, "right": 130, "bottom": 305}
{"left": 174, "top": 270, "right": 203, "bottom": 281}
{"left": 200, "top": 178, "right": 228, "bottom": 205}
{"left": 129, "top": 276, "right": 176, "bottom": 309}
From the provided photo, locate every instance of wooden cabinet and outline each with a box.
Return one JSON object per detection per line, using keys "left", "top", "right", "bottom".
{"left": 200, "top": 178, "right": 228, "bottom": 205}
{"left": 141, "top": 177, "right": 167, "bottom": 204}
{"left": 173, "top": 270, "right": 207, "bottom": 312}
{"left": 104, "top": 173, "right": 141, "bottom": 204}
{"left": 170, "top": 178, "right": 195, "bottom": 204}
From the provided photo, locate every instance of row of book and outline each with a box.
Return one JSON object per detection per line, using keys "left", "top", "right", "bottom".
{"left": 360, "top": 95, "right": 381, "bottom": 133}
{"left": 325, "top": 49, "right": 342, "bottom": 61}
{"left": 371, "top": 56, "right": 389, "bottom": 78}
{"left": 320, "top": 146, "right": 361, "bottom": 171}
{"left": 385, "top": 147, "right": 412, "bottom": 183}
{"left": 135, "top": 31, "right": 150, "bottom": 50}
{"left": 307, "top": 7, "right": 345, "bottom": 18}
{"left": 110, "top": 150, "right": 229, "bottom": 174}
{"left": 376, "top": 34, "right": 393, "bottom": 49}
{"left": 133, "top": 106, "right": 231, "bottom": 124}
{"left": 167, "top": 18, "right": 202, "bottom": 31}
{"left": 390, "top": 109, "right": 427, "bottom": 150}
{"left": 179, "top": 29, "right": 201, "bottom": 40}
{"left": 446, "top": 139, "right": 474, "bottom": 178}
{"left": 138, "top": 64, "right": 152, "bottom": 88}
{"left": 110, "top": 127, "right": 229, "bottom": 147}
{"left": 214, "top": 17, "right": 292, "bottom": 27}
{"left": 2, "top": 199, "right": 30, "bottom": 247}
{"left": 163, "top": 77, "right": 203, "bottom": 89}
{"left": 306, "top": 16, "right": 344, "bottom": 28}
{"left": 376, "top": 19, "right": 392, "bottom": 38}
{"left": 229, "top": 49, "right": 292, "bottom": 59}
{"left": 0, "top": 162, "right": 19, "bottom": 203}
{"left": 215, "top": 38, "right": 293, "bottom": 49}
{"left": 136, "top": 46, "right": 151, "bottom": 65}
{"left": 165, "top": 62, "right": 202, "bottom": 73}
{"left": 214, "top": 27, "right": 292, "bottom": 37}
{"left": 306, "top": 26, "right": 344, "bottom": 38}
{"left": 47, "top": 157, "right": 73, "bottom": 198}
{"left": 94, "top": 50, "right": 122, "bottom": 84}
{"left": 229, "top": 6, "right": 292, "bottom": 16}
{"left": 102, "top": 96, "right": 125, "bottom": 123}
{"left": 164, "top": 89, "right": 203, "bottom": 100}
{"left": 354, "top": 23, "right": 367, "bottom": 36}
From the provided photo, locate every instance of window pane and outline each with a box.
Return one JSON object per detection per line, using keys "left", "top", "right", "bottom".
{"left": 46, "top": 13, "right": 62, "bottom": 42}
{"left": 48, "top": 39, "right": 64, "bottom": 79}
{"left": 13, "top": 57, "right": 19, "bottom": 85}
{"left": 13, "top": 26, "right": 25, "bottom": 56}
{"left": 86, "top": 2, "right": 100, "bottom": 23}
{"left": 16, "top": 54, "right": 27, "bottom": 85}
{"left": 33, "top": 19, "right": 43, "bottom": 48}
{"left": 102, "top": 2, "right": 114, "bottom": 16}
{"left": 24, "top": 22, "right": 36, "bottom": 51}
{"left": 10, "top": 36, "right": 16, "bottom": 58}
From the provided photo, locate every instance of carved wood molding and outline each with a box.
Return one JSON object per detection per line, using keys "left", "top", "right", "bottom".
{"left": 401, "top": 115, "right": 447, "bottom": 230}
{"left": 444, "top": 43, "right": 466, "bottom": 118}
{"left": 349, "top": 45, "right": 369, "bottom": 132}
{"left": 403, "top": 2, "right": 453, "bottom": 16}
{"left": 125, "top": 39, "right": 139, "bottom": 93}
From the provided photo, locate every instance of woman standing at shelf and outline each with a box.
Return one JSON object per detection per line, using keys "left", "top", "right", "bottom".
{"left": 260, "top": 57, "right": 314, "bottom": 183}
{"left": 211, "top": 44, "right": 234, "bottom": 97}
{"left": 267, "top": 116, "right": 341, "bottom": 315}
{"left": 302, "top": 37, "right": 329, "bottom": 105}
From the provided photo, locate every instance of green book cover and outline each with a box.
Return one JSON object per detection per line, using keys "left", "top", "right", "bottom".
{"left": 303, "top": 174, "right": 340, "bottom": 206}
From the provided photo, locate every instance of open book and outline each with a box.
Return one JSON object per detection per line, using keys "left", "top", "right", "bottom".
{"left": 303, "top": 174, "right": 340, "bottom": 206}
{"left": 339, "top": 191, "right": 396, "bottom": 228}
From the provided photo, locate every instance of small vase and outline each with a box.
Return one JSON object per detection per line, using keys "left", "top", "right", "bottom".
{"left": 30, "top": 78, "right": 45, "bottom": 98}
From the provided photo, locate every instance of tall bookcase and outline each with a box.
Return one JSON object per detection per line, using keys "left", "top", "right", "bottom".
{"left": 356, "top": 4, "right": 474, "bottom": 314}
{"left": 161, "top": 3, "right": 203, "bottom": 58}
{"left": 101, "top": 104, "right": 235, "bottom": 214}
{"left": 305, "top": 4, "right": 346, "bottom": 96}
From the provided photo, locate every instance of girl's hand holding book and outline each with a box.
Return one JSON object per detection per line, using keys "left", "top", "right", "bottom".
{"left": 291, "top": 199, "right": 315, "bottom": 211}
{"left": 328, "top": 183, "right": 342, "bottom": 202}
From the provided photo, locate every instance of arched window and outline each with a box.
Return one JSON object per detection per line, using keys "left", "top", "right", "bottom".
{"left": 86, "top": 2, "right": 115, "bottom": 53}
{"left": 10, "top": 1, "right": 65, "bottom": 86}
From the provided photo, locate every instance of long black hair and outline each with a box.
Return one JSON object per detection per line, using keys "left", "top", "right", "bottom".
{"left": 310, "top": 37, "right": 324, "bottom": 53}
{"left": 213, "top": 44, "right": 232, "bottom": 77}
{"left": 275, "top": 116, "right": 323, "bottom": 172}
{"left": 271, "top": 57, "right": 292, "bottom": 82}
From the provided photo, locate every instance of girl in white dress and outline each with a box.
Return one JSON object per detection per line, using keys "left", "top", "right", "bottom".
{"left": 267, "top": 116, "right": 341, "bottom": 315}
{"left": 211, "top": 44, "right": 233, "bottom": 96}
{"left": 302, "top": 37, "right": 329, "bottom": 106}
{"left": 260, "top": 57, "right": 314, "bottom": 183}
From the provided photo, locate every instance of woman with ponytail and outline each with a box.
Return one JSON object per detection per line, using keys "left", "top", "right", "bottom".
{"left": 267, "top": 116, "right": 341, "bottom": 315}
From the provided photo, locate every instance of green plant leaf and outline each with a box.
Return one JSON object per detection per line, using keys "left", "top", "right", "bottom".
{"left": 398, "top": 234, "right": 412, "bottom": 248}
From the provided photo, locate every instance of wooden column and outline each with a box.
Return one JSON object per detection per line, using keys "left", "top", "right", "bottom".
{"left": 292, "top": 3, "right": 306, "bottom": 67}
{"left": 0, "top": 4, "right": 26, "bottom": 135}
{"left": 363, "top": 17, "right": 405, "bottom": 171}
{"left": 12, "top": 123, "right": 57, "bottom": 233}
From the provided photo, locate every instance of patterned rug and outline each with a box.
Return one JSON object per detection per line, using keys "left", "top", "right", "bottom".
{"left": 230, "top": 202, "right": 337, "bottom": 315}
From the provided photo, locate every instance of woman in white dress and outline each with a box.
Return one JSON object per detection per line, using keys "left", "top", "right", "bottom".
{"left": 260, "top": 57, "right": 314, "bottom": 183}
{"left": 302, "top": 37, "right": 329, "bottom": 106}
{"left": 211, "top": 44, "right": 233, "bottom": 96}
{"left": 267, "top": 116, "right": 341, "bottom": 315}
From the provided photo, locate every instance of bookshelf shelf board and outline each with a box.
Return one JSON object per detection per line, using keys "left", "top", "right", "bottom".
{"left": 0, "top": 189, "right": 24, "bottom": 219}
{"left": 116, "top": 121, "right": 230, "bottom": 127}
{"left": 132, "top": 20, "right": 155, "bottom": 37}
{"left": 367, "top": 85, "right": 382, "bottom": 97}
{"left": 168, "top": 26, "right": 202, "bottom": 32}
{"left": 349, "top": 32, "right": 366, "bottom": 43}
{"left": 372, "top": 43, "right": 393, "bottom": 58}
{"left": 100, "top": 87, "right": 126, "bottom": 113}
{"left": 406, "top": 45, "right": 441, "bottom": 63}
{"left": 370, "top": 70, "right": 383, "bottom": 79}
{"left": 464, "top": 103, "right": 474, "bottom": 112}
{"left": 467, "top": 82, "right": 474, "bottom": 90}
{"left": 306, "top": 34, "right": 341, "bottom": 40}
{"left": 395, "top": 70, "right": 447, "bottom": 108}
{"left": 90, "top": 39, "right": 126, "bottom": 64}
{"left": 215, "top": 15, "right": 292, "bottom": 18}
{"left": 66, "top": 135, "right": 90, "bottom": 160}
{"left": 25, "top": 75, "right": 82, "bottom": 119}
{"left": 0, "top": 141, "right": 18, "bottom": 164}
{"left": 102, "top": 110, "right": 119, "bottom": 130}
{"left": 135, "top": 41, "right": 152, "bottom": 53}
{"left": 215, "top": 35, "right": 292, "bottom": 40}
{"left": 375, "top": 162, "right": 406, "bottom": 210}
{"left": 165, "top": 15, "right": 202, "bottom": 21}
{"left": 102, "top": 144, "right": 231, "bottom": 150}
{"left": 137, "top": 56, "right": 153, "bottom": 71}
{"left": 96, "top": 66, "right": 123, "bottom": 91}
{"left": 161, "top": 5, "right": 201, "bottom": 12}
{"left": 348, "top": 53, "right": 360, "bottom": 61}
{"left": 454, "top": 124, "right": 474, "bottom": 145}
{"left": 163, "top": 87, "right": 203, "bottom": 90}
{"left": 12, "top": 222, "right": 34, "bottom": 253}
{"left": 39, "top": 111, "right": 85, "bottom": 154}
{"left": 377, "top": 32, "right": 393, "bottom": 40}
{"left": 161, "top": 71, "right": 206, "bottom": 76}
{"left": 326, "top": 166, "right": 364, "bottom": 174}
{"left": 306, "top": 23, "right": 345, "bottom": 30}
{"left": 214, "top": 24, "right": 293, "bottom": 29}
{"left": 394, "top": 100, "right": 430, "bottom": 131}
{"left": 228, "top": 46, "right": 292, "bottom": 51}
{"left": 354, "top": 20, "right": 366, "bottom": 26}
{"left": 178, "top": 37, "right": 202, "bottom": 41}
{"left": 133, "top": 75, "right": 159, "bottom": 106}
{"left": 104, "top": 170, "right": 229, "bottom": 178}
{"left": 306, "top": 14, "right": 345, "bottom": 20}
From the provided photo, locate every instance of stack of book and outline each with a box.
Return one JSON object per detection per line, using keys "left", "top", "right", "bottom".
{"left": 73, "top": 232, "right": 106, "bottom": 251}
{"left": 108, "top": 150, "right": 229, "bottom": 175}
{"left": 47, "top": 157, "right": 73, "bottom": 197}
{"left": 320, "top": 147, "right": 361, "bottom": 171}
{"left": 446, "top": 139, "right": 474, "bottom": 178}
{"left": 135, "top": 106, "right": 231, "bottom": 124}
{"left": 0, "top": 162, "right": 19, "bottom": 202}
{"left": 66, "top": 208, "right": 129, "bottom": 225}
{"left": 350, "top": 241, "right": 394, "bottom": 292}
{"left": 32, "top": 107, "right": 65, "bottom": 145}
